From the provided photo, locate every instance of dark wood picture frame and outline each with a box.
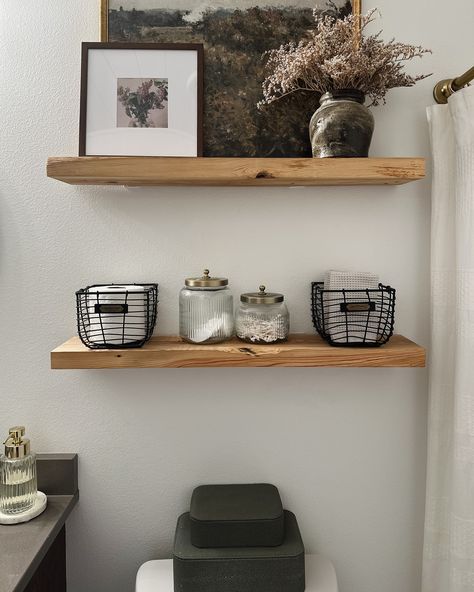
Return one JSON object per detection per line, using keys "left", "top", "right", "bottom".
{"left": 79, "top": 42, "right": 204, "bottom": 156}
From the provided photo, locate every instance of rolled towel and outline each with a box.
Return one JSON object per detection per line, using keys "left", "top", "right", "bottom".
{"left": 85, "top": 285, "right": 148, "bottom": 346}
{"left": 324, "top": 271, "right": 379, "bottom": 343}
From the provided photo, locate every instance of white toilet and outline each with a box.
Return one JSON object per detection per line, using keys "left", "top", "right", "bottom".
{"left": 136, "top": 554, "right": 338, "bottom": 592}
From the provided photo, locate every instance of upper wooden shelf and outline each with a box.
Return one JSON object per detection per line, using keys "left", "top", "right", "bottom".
{"left": 51, "top": 334, "right": 426, "bottom": 369}
{"left": 47, "top": 157, "right": 425, "bottom": 187}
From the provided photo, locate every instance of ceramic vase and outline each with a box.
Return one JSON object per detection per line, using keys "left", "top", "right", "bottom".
{"left": 309, "top": 89, "right": 374, "bottom": 158}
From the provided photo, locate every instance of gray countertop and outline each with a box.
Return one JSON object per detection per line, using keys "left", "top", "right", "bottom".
{"left": 0, "top": 454, "right": 78, "bottom": 592}
{"left": 0, "top": 493, "right": 79, "bottom": 592}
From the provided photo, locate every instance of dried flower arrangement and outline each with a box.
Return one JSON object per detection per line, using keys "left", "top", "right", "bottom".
{"left": 259, "top": 9, "right": 432, "bottom": 108}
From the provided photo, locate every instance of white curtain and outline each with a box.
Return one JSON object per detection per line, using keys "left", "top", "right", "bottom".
{"left": 423, "top": 86, "right": 474, "bottom": 592}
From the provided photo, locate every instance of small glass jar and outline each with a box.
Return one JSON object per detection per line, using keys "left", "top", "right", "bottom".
{"left": 180, "top": 269, "right": 234, "bottom": 344}
{"left": 236, "top": 286, "right": 289, "bottom": 344}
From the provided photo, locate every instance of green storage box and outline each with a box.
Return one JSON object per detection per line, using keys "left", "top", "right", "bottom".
{"left": 173, "top": 511, "right": 305, "bottom": 592}
{"left": 190, "top": 483, "right": 284, "bottom": 548}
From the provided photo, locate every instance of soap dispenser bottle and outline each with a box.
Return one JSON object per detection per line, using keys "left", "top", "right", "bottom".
{"left": 0, "top": 427, "right": 37, "bottom": 514}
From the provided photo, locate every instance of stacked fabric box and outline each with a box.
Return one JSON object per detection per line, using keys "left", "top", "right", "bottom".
{"left": 173, "top": 483, "right": 305, "bottom": 592}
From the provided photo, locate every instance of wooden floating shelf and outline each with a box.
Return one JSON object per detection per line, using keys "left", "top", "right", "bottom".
{"left": 47, "top": 157, "right": 425, "bottom": 187}
{"left": 51, "top": 334, "right": 426, "bottom": 369}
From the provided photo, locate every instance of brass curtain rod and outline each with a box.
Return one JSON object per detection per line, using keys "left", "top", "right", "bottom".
{"left": 433, "top": 66, "right": 474, "bottom": 104}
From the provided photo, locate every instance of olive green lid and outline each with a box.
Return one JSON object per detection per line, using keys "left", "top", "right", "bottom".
{"left": 185, "top": 269, "right": 228, "bottom": 288}
{"left": 241, "top": 285, "right": 284, "bottom": 305}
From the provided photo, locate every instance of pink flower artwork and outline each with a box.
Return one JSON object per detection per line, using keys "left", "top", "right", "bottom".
{"left": 117, "top": 78, "right": 169, "bottom": 128}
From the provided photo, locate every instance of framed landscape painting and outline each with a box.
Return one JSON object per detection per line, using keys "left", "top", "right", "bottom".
{"left": 101, "top": 1, "right": 361, "bottom": 157}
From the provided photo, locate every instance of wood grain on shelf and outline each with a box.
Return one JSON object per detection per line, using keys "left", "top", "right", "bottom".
{"left": 51, "top": 334, "right": 426, "bottom": 369}
{"left": 47, "top": 157, "right": 425, "bottom": 187}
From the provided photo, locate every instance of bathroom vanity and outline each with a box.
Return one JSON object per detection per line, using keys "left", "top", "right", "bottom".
{"left": 0, "top": 454, "right": 78, "bottom": 592}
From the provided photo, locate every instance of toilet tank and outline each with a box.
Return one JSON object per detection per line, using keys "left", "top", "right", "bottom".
{"left": 136, "top": 554, "right": 338, "bottom": 592}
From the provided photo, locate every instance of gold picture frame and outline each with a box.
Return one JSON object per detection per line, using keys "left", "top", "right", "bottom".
{"left": 100, "top": 0, "right": 108, "bottom": 41}
{"left": 353, "top": 0, "right": 362, "bottom": 44}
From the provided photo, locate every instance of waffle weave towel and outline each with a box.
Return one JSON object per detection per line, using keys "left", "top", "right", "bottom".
{"left": 324, "top": 271, "right": 379, "bottom": 343}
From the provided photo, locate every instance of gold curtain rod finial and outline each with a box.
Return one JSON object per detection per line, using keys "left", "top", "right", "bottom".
{"left": 433, "top": 79, "right": 453, "bottom": 104}
{"left": 433, "top": 66, "right": 474, "bottom": 104}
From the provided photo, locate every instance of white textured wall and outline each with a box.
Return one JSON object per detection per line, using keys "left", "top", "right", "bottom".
{"left": 1, "top": 1, "right": 472, "bottom": 591}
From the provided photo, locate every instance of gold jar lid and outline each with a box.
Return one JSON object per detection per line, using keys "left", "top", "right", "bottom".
{"left": 185, "top": 269, "right": 228, "bottom": 288}
{"left": 241, "top": 285, "right": 284, "bottom": 305}
{"left": 4, "top": 426, "right": 30, "bottom": 459}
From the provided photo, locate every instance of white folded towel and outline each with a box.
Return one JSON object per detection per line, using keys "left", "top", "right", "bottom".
{"left": 324, "top": 271, "right": 379, "bottom": 343}
{"left": 324, "top": 270, "right": 379, "bottom": 291}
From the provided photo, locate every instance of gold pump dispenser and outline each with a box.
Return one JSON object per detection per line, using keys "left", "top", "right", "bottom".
{"left": 1, "top": 426, "right": 37, "bottom": 515}
{"left": 4, "top": 426, "right": 31, "bottom": 459}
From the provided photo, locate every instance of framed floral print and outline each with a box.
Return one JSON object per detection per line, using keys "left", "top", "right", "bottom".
{"left": 79, "top": 42, "right": 204, "bottom": 156}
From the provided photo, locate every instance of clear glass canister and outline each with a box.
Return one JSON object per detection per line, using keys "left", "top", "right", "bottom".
{"left": 236, "top": 286, "right": 289, "bottom": 344}
{"left": 179, "top": 269, "right": 234, "bottom": 344}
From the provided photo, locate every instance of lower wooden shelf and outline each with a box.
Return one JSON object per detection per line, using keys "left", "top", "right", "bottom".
{"left": 51, "top": 334, "right": 425, "bottom": 369}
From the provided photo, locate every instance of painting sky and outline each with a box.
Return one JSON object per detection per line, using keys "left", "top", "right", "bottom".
{"left": 110, "top": 1, "right": 349, "bottom": 10}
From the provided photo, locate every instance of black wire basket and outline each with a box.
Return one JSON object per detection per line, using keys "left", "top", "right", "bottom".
{"left": 76, "top": 283, "right": 158, "bottom": 349}
{"left": 311, "top": 282, "right": 396, "bottom": 347}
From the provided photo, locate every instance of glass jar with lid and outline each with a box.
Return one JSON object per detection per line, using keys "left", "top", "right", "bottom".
{"left": 236, "top": 286, "right": 289, "bottom": 344}
{"left": 179, "top": 269, "right": 234, "bottom": 344}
